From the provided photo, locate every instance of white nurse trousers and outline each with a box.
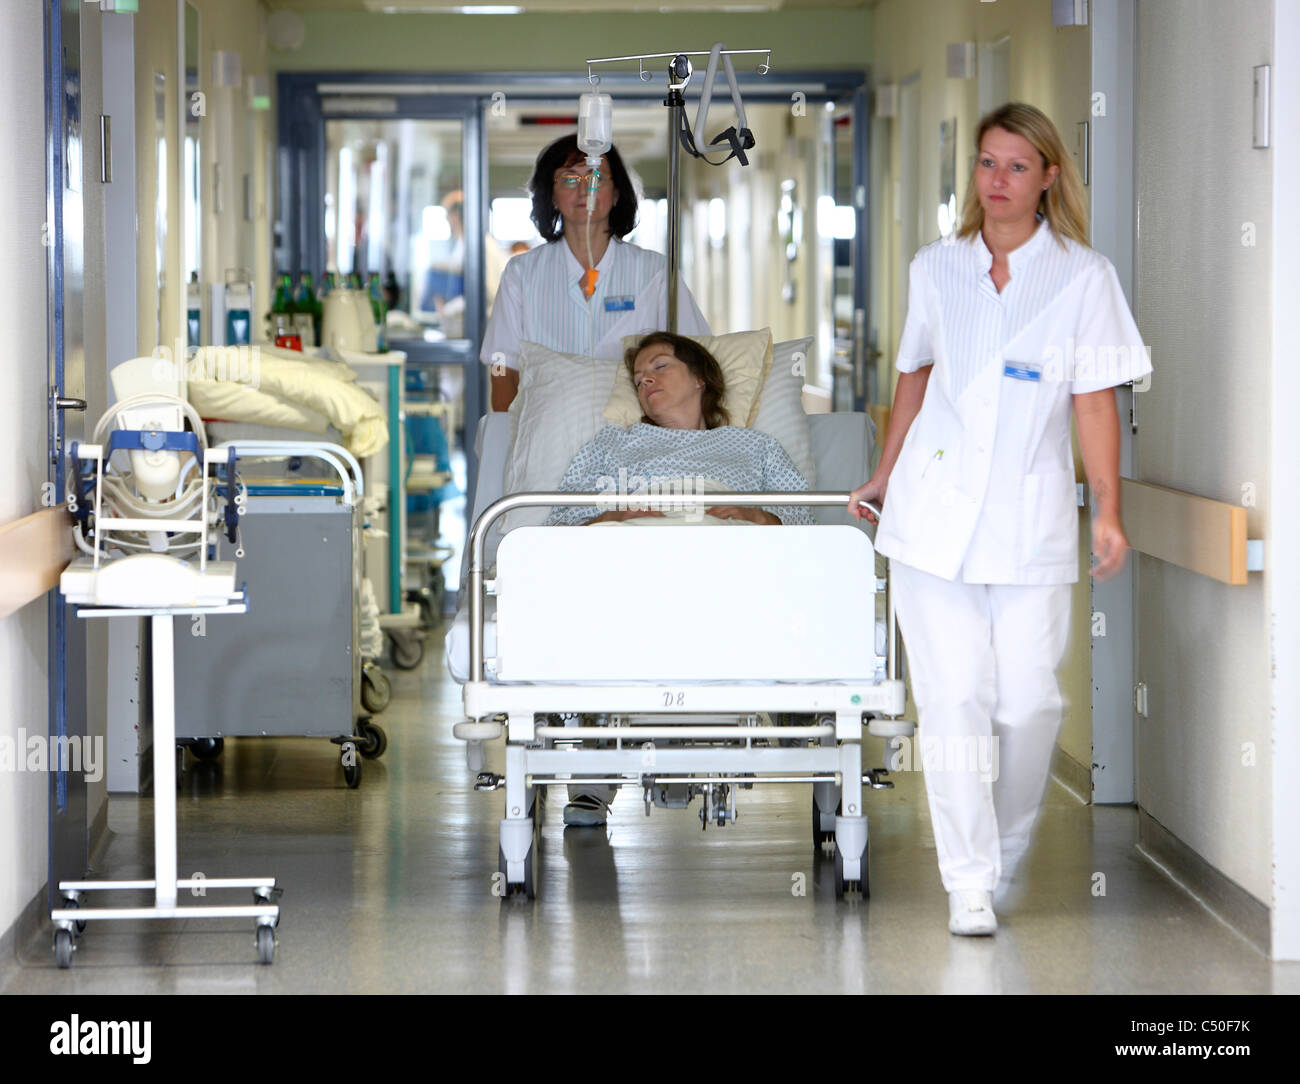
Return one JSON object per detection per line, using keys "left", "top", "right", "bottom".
{"left": 890, "top": 560, "right": 1072, "bottom": 893}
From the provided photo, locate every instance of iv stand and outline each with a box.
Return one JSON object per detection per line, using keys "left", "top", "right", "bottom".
{"left": 584, "top": 48, "right": 771, "bottom": 334}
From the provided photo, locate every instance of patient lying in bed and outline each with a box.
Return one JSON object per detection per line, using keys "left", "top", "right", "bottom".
{"left": 545, "top": 332, "right": 813, "bottom": 527}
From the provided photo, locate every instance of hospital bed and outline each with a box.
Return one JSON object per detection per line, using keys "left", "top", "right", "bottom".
{"left": 448, "top": 411, "right": 913, "bottom": 899}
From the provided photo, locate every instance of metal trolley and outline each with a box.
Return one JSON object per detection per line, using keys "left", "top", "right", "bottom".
{"left": 171, "top": 441, "right": 389, "bottom": 787}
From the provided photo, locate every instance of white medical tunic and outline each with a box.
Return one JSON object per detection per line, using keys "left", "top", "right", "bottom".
{"left": 874, "top": 219, "right": 1152, "bottom": 585}
{"left": 479, "top": 238, "right": 711, "bottom": 372}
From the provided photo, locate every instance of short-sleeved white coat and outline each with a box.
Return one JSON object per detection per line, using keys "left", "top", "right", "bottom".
{"left": 875, "top": 219, "right": 1152, "bottom": 585}
{"left": 479, "top": 238, "right": 710, "bottom": 371}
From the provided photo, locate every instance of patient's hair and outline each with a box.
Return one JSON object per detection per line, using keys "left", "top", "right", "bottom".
{"left": 626, "top": 333, "right": 730, "bottom": 430}
{"left": 529, "top": 134, "right": 638, "bottom": 242}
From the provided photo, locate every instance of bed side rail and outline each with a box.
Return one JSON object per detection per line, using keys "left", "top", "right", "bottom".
{"left": 467, "top": 492, "right": 891, "bottom": 684}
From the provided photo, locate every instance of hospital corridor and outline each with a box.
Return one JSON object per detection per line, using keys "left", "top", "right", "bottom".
{"left": 1, "top": 0, "right": 1298, "bottom": 1034}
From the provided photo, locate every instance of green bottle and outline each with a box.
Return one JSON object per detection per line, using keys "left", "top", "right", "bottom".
{"left": 368, "top": 273, "right": 387, "bottom": 352}
{"left": 296, "top": 271, "right": 321, "bottom": 347}
{"left": 271, "top": 272, "right": 297, "bottom": 343}
{"left": 272, "top": 272, "right": 295, "bottom": 314}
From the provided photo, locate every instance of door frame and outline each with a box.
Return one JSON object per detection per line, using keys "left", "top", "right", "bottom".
{"left": 45, "top": 0, "right": 90, "bottom": 906}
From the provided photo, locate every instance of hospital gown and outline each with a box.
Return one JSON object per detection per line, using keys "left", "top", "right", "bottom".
{"left": 545, "top": 423, "right": 814, "bottom": 526}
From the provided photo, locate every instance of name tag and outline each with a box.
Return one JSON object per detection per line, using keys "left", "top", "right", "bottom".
{"left": 1004, "top": 363, "right": 1042, "bottom": 382}
{"left": 604, "top": 295, "right": 635, "bottom": 312}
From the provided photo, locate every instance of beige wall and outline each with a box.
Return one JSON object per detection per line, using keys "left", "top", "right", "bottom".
{"left": 867, "top": 0, "right": 1094, "bottom": 774}
{"left": 1133, "top": 0, "right": 1273, "bottom": 905}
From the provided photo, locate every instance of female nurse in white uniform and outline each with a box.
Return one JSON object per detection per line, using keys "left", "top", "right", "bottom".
{"left": 481, "top": 133, "right": 710, "bottom": 411}
{"left": 850, "top": 103, "right": 1151, "bottom": 936}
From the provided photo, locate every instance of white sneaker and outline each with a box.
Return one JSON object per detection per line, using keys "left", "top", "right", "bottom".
{"left": 948, "top": 890, "right": 997, "bottom": 936}
{"left": 563, "top": 794, "right": 609, "bottom": 827}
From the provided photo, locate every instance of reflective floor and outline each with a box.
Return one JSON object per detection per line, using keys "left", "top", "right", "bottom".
{"left": 4, "top": 624, "right": 1297, "bottom": 994}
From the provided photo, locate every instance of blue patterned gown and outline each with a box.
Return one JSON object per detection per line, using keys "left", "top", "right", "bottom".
{"left": 545, "top": 424, "right": 813, "bottom": 526}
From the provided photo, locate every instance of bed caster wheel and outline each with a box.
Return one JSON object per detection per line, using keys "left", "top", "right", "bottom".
{"left": 253, "top": 886, "right": 283, "bottom": 925}
{"left": 497, "top": 847, "right": 536, "bottom": 900}
{"left": 191, "top": 737, "right": 224, "bottom": 762}
{"left": 833, "top": 841, "right": 869, "bottom": 899}
{"left": 54, "top": 928, "right": 74, "bottom": 969}
{"left": 340, "top": 741, "right": 362, "bottom": 788}
{"left": 389, "top": 632, "right": 424, "bottom": 671}
{"left": 61, "top": 895, "right": 87, "bottom": 935}
{"left": 356, "top": 719, "right": 388, "bottom": 760}
{"left": 812, "top": 795, "right": 839, "bottom": 850}
{"left": 497, "top": 824, "right": 540, "bottom": 901}
{"left": 256, "top": 924, "right": 276, "bottom": 965}
{"left": 360, "top": 666, "right": 391, "bottom": 714}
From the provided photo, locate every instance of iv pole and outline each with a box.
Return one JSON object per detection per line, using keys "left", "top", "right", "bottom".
{"left": 584, "top": 48, "right": 771, "bottom": 334}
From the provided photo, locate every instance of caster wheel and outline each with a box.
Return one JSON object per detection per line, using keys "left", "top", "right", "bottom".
{"left": 834, "top": 840, "right": 868, "bottom": 899}
{"left": 62, "top": 897, "right": 87, "bottom": 935}
{"left": 389, "top": 632, "right": 424, "bottom": 671}
{"left": 191, "top": 737, "right": 224, "bottom": 762}
{"left": 55, "top": 928, "right": 74, "bottom": 969}
{"left": 357, "top": 719, "right": 388, "bottom": 760}
{"left": 497, "top": 823, "right": 540, "bottom": 901}
{"left": 812, "top": 796, "right": 840, "bottom": 851}
{"left": 256, "top": 924, "right": 276, "bottom": 965}
{"left": 360, "top": 666, "right": 391, "bottom": 714}
{"left": 341, "top": 741, "right": 362, "bottom": 788}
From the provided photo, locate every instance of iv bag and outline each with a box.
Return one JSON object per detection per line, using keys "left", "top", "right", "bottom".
{"left": 577, "top": 92, "right": 613, "bottom": 164}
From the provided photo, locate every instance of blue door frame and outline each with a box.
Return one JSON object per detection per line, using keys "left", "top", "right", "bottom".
{"left": 46, "top": 0, "right": 89, "bottom": 908}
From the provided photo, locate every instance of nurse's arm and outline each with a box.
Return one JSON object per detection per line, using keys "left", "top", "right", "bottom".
{"left": 1073, "top": 387, "right": 1128, "bottom": 580}
{"left": 849, "top": 365, "right": 931, "bottom": 520}
{"left": 491, "top": 368, "right": 521, "bottom": 411}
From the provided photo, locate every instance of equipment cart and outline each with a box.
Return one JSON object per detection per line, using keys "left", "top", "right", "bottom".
{"left": 171, "top": 441, "right": 388, "bottom": 787}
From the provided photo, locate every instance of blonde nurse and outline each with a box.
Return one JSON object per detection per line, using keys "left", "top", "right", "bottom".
{"left": 850, "top": 103, "right": 1151, "bottom": 936}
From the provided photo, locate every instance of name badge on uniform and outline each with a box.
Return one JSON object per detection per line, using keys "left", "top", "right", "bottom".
{"left": 1004, "top": 362, "right": 1042, "bottom": 382}
{"left": 604, "top": 295, "right": 635, "bottom": 312}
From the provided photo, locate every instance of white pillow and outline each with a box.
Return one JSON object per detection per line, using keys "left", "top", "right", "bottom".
{"left": 606, "top": 328, "right": 774, "bottom": 429}
{"left": 501, "top": 341, "right": 620, "bottom": 530}
{"left": 752, "top": 337, "right": 816, "bottom": 486}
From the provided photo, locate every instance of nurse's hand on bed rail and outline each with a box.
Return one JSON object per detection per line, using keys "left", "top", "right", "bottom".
{"left": 584, "top": 508, "right": 667, "bottom": 525}
{"left": 848, "top": 476, "right": 887, "bottom": 524}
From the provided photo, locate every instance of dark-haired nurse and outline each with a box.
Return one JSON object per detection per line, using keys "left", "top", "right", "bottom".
{"left": 481, "top": 133, "right": 710, "bottom": 411}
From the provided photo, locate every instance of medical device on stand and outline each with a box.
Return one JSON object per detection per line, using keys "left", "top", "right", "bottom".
{"left": 52, "top": 358, "right": 281, "bottom": 968}
{"left": 583, "top": 43, "right": 765, "bottom": 331}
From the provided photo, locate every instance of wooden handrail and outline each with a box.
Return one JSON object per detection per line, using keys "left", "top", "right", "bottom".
{"left": 0, "top": 508, "right": 75, "bottom": 618}
{"left": 1120, "top": 478, "right": 1253, "bottom": 585}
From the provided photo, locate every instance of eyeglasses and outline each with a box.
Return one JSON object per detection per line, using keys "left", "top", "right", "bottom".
{"left": 555, "top": 170, "right": 611, "bottom": 190}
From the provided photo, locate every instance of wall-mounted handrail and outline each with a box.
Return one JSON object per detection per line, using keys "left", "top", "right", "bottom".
{"left": 0, "top": 508, "right": 75, "bottom": 619}
{"left": 1121, "top": 477, "right": 1261, "bottom": 585}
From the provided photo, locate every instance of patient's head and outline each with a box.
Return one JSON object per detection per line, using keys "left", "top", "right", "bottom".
{"left": 626, "top": 333, "right": 729, "bottom": 430}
